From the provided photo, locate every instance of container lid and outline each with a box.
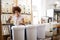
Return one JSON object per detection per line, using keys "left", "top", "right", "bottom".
{"left": 11, "top": 25, "right": 25, "bottom": 30}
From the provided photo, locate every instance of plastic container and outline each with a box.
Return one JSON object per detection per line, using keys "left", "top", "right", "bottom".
{"left": 11, "top": 25, "right": 25, "bottom": 40}
{"left": 36, "top": 24, "right": 46, "bottom": 39}
{"left": 26, "top": 25, "right": 37, "bottom": 40}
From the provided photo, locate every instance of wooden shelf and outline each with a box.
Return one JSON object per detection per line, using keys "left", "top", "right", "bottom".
{"left": 2, "top": 23, "right": 12, "bottom": 25}
{"left": 1, "top": 12, "right": 31, "bottom": 15}
{"left": 1, "top": 12, "right": 13, "bottom": 14}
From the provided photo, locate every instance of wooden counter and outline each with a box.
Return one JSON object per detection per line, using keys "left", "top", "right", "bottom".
{"left": 56, "top": 24, "right": 60, "bottom": 28}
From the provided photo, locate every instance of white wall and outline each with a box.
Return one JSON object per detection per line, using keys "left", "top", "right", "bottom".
{"left": 46, "top": 0, "right": 60, "bottom": 9}
{"left": 32, "top": 0, "right": 46, "bottom": 24}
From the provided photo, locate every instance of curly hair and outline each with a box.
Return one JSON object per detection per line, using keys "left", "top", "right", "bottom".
{"left": 12, "top": 6, "right": 21, "bottom": 13}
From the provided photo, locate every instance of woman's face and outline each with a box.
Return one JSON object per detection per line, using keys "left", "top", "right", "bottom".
{"left": 15, "top": 11, "right": 20, "bottom": 17}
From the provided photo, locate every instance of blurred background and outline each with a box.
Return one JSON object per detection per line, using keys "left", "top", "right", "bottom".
{"left": 1, "top": 0, "right": 60, "bottom": 40}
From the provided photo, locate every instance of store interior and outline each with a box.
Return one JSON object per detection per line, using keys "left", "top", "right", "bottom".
{"left": 0, "top": 0, "right": 60, "bottom": 40}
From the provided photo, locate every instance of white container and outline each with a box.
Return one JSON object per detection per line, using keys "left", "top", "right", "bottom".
{"left": 11, "top": 25, "right": 25, "bottom": 40}
{"left": 26, "top": 25, "right": 37, "bottom": 40}
{"left": 36, "top": 24, "right": 46, "bottom": 39}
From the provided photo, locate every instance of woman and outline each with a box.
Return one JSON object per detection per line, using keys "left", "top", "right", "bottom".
{"left": 8, "top": 6, "right": 25, "bottom": 40}
{"left": 8, "top": 6, "right": 24, "bottom": 25}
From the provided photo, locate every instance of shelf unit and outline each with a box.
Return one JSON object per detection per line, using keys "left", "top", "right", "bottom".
{"left": 1, "top": 0, "right": 32, "bottom": 40}
{"left": 47, "top": 9, "right": 60, "bottom": 23}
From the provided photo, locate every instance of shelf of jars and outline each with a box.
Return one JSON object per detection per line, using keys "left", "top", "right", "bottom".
{"left": 1, "top": 0, "right": 31, "bottom": 14}
{"left": 1, "top": 0, "right": 32, "bottom": 40}
{"left": 1, "top": 0, "right": 32, "bottom": 24}
{"left": 1, "top": 12, "right": 31, "bottom": 24}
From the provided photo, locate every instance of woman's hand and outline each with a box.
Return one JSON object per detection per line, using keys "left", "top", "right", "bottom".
{"left": 19, "top": 18, "right": 25, "bottom": 25}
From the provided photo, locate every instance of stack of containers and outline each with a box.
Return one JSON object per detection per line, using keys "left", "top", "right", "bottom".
{"left": 11, "top": 24, "right": 46, "bottom": 40}
{"left": 36, "top": 24, "right": 46, "bottom": 40}
{"left": 11, "top": 25, "right": 25, "bottom": 40}
{"left": 26, "top": 25, "right": 37, "bottom": 40}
